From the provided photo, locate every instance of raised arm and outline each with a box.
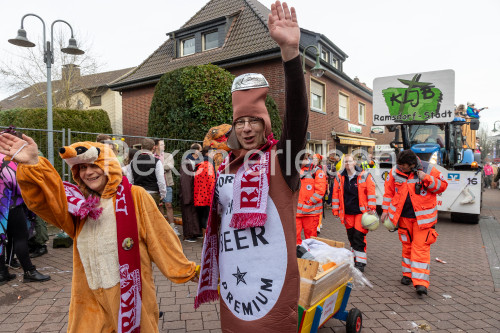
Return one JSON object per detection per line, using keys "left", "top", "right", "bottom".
{"left": 270, "top": 1, "right": 308, "bottom": 191}
{"left": 0, "top": 133, "right": 76, "bottom": 236}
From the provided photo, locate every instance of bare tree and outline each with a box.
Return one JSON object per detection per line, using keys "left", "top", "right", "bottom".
{"left": 0, "top": 28, "right": 103, "bottom": 108}
{"left": 477, "top": 123, "right": 494, "bottom": 161}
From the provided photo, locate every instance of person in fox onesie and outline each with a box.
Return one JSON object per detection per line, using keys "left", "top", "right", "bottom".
{"left": 0, "top": 136, "right": 199, "bottom": 333}
{"left": 195, "top": 2, "right": 308, "bottom": 332}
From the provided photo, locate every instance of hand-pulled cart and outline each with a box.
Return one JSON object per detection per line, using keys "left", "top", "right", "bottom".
{"left": 297, "top": 238, "right": 362, "bottom": 333}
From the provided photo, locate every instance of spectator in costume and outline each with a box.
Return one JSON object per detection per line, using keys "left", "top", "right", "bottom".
{"left": 0, "top": 135, "right": 198, "bottom": 332}
{"left": 0, "top": 150, "right": 50, "bottom": 284}
{"left": 194, "top": 147, "right": 216, "bottom": 236}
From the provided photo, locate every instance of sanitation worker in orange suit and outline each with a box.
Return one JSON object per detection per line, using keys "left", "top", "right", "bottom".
{"left": 296, "top": 153, "right": 327, "bottom": 244}
{"left": 380, "top": 149, "right": 448, "bottom": 296}
{"left": 331, "top": 154, "right": 376, "bottom": 272}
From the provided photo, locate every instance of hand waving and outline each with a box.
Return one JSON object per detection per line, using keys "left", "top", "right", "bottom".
{"left": 268, "top": 1, "right": 300, "bottom": 62}
{"left": 0, "top": 133, "right": 40, "bottom": 165}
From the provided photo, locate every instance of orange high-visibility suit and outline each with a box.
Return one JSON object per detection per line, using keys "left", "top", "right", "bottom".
{"left": 296, "top": 165, "right": 327, "bottom": 244}
{"left": 332, "top": 167, "right": 376, "bottom": 266}
{"left": 383, "top": 161, "right": 448, "bottom": 288}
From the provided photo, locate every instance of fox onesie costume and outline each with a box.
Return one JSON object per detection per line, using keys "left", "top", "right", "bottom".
{"left": 17, "top": 141, "right": 197, "bottom": 332}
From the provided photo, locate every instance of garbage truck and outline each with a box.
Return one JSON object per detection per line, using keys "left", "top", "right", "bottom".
{"left": 370, "top": 69, "right": 482, "bottom": 223}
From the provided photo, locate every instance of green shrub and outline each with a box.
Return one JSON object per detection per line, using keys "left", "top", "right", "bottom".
{"left": 0, "top": 108, "right": 112, "bottom": 177}
{"left": 148, "top": 64, "right": 282, "bottom": 140}
{"left": 0, "top": 108, "right": 112, "bottom": 133}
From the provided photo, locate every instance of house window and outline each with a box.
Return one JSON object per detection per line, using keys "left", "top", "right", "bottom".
{"left": 331, "top": 58, "right": 337, "bottom": 69}
{"left": 307, "top": 142, "right": 329, "bottom": 157}
{"left": 203, "top": 31, "right": 218, "bottom": 51}
{"left": 90, "top": 95, "right": 101, "bottom": 106}
{"left": 310, "top": 80, "right": 325, "bottom": 113}
{"left": 339, "top": 92, "right": 349, "bottom": 120}
{"left": 321, "top": 50, "right": 329, "bottom": 62}
{"left": 358, "top": 102, "right": 366, "bottom": 124}
{"left": 181, "top": 37, "right": 195, "bottom": 56}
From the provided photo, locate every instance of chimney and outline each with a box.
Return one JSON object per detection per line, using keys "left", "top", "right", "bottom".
{"left": 62, "top": 64, "right": 81, "bottom": 81}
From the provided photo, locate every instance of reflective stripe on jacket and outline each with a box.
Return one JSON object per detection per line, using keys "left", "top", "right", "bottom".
{"left": 383, "top": 161, "right": 448, "bottom": 229}
{"left": 297, "top": 165, "right": 327, "bottom": 216}
{"left": 332, "top": 169, "right": 376, "bottom": 222}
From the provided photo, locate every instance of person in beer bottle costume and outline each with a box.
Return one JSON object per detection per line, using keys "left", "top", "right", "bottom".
{"left": 195, "top": 2, "right": 308, "bottom": 332}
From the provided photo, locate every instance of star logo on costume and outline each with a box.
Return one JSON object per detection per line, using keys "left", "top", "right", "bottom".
{"left": 232, "top": 266, "right": 247, "bottom": 286}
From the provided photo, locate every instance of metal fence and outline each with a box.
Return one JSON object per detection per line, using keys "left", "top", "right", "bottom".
{"left": 2, "top": 126, "right": 202, "bottom": 209}
{"left": 0, "top": 126, "right": 67, "bottom": 180}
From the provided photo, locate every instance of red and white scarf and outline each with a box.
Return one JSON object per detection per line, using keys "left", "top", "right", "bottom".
{"left": 63, "top": 177, "right": 142, "bottom": 332}
{"left": 194, "top": 135, "right": 276, "bottom": 308}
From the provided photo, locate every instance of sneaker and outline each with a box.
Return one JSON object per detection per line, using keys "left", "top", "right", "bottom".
{"left": 170, "top": 223, "right": 181, "bottom": 236}
{"left": 415, "top": 285, "right": 428, "bottom": 295}
{"left": 23, "top": 269, "right": 51, "bottom": 283}
{"left": 184, "top": 238, "right": 197, "bottom": 243}
{"left": 401, "top": 276, "right": 412, "bottom": 285}
{"left": 30, "top": 245, "right": 48, "bottom": 258}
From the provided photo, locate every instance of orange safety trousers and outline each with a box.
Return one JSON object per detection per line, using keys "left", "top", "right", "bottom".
{"left": 344, "top": 214, "right": 368, "bottom": 265}
{"left": 398, "top": 217, "right": 439, "bottom": 288}
{"left": 296, "top": 215, "right": 318, "bottom": 245}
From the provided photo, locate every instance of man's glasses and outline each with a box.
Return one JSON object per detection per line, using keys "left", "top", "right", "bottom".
{"left": 234, "top": 117, "right": 263, "bottom": 129}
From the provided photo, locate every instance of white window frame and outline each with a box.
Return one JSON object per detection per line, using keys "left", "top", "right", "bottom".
{"left": 358, "top": 102, "right": 366, "bottom": 125}
{"left": 321, "top": 50, "right": 329, "bottom": 63}
{"left": 202, "top": 31, "right": 218, "bottom": 51}
{"left": 339, "top": 92, "right": 349, "bottom": 120}
{"left": 181, "top": 37, "right": 195, "bottom": 56}
{"left": 310, "top": 79, "right": 326, "bottom": 114}
{"left": 331, "top": 58, "right": 337, "bottom": 69}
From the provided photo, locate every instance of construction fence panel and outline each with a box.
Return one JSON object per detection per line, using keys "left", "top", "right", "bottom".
{"left": 0, "top": 126, "right": 66, "bottom": 180}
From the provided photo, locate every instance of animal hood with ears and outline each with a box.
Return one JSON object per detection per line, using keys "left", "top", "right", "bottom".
{"left": 59, "top": 141, "right": 122, "bottom": 199}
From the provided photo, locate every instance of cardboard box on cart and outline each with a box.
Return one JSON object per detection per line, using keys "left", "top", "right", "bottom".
{"left": 298, "top": 237, "right": 352, "bottom": 308}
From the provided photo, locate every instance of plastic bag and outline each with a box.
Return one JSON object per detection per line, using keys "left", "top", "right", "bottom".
{"left": 301, "top": 238, "right": 353, "bottom": 265}
{"left": 301, "top": 238, "right": 373, "bottom": 289}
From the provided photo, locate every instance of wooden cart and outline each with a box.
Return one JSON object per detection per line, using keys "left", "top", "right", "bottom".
{"left": 297, "top": 237, "right": 362, "bottom": 333}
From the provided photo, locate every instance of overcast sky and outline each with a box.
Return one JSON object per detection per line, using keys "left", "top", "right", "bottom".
{"left": 1, "top": 0, "right": 499, "bottom": 133}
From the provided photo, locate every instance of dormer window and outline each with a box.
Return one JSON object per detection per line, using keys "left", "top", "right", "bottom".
{"left": 203, "top": 31, "right": 218, "bottom": 51}
{"left": 181, "top": 37, "right": 195, "bottom": 56}
{"left": 321, "top": 50, "right": 329, "bottom": 63}
{"left": 331, "top": 58, "right": 338, "bottom": 69}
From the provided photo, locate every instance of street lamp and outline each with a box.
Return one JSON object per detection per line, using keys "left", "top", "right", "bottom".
{"left": 492, "top": 120, "right": 500, "bottom": 133}
{"left": 302, "top": 45, "right": 326, "bottom": 78}
{"left": 8, "top": 14, "right": 84, "bottom": 165}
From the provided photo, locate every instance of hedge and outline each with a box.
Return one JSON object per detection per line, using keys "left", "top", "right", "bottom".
{"left": 148, "top": 64, "right": 282, "bottom": 141}
{"left": 0, "top": 108, "right": 112, "bottom": 176}
{"left": 0, "top": 108, "right": 112, "bottom": 133}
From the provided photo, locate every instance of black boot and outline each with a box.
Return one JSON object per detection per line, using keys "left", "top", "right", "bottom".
{"left": 0, "top": 267, "right": 17, "bottom": 285}
{"left": 30, "top": 245, "right": 48, "bottom": 258}
{"left": 354, "top": 262, "right": 365, "bottom": 273}
{"left": 23, "top": 268, "right": 51, "bottom": 283}
{"left": 415, "top": 285, "right": 428, "bottom": 295}
{"left": 401, "top": 276, "right": 412, "bottom": 285}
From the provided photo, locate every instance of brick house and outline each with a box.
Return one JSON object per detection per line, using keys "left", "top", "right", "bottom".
{"left": 110, "top": 0, "right": 393, "bottom": 155}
